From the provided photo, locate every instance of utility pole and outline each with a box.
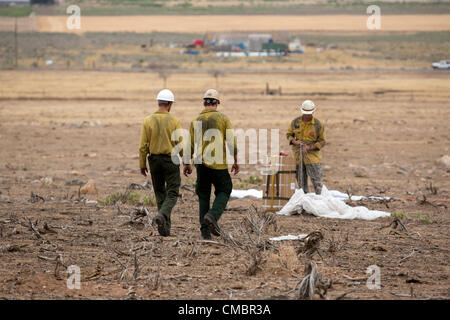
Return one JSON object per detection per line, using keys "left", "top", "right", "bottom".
{"left": 14, "top": 17, "right": 18, "bottom": 68}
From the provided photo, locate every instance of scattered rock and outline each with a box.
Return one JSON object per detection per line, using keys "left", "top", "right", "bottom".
{"left": 66, "top": 179, "right": 85, "bottom": 186}
{"left": 436, "top": 155, "right": 450, "bottom": 169}
{"left": 80, "top": 180, "right": 97, "bottom": 195}
{"left": 0, "top": 244, "right": 21, "bottom": 253}
{"left": 353, "top": 118, "right": 367, "bottom": 124}
{"left": 71, "top": 120, "right": 102, "bottom": 128}
{"left": 353, "top": 167, "right": 369, "bottom": 178}
{"left": 40, "top": 177, "right": 53, "bottom": 185}
{"left": 372, "top": 245, "right": 387, "bottom": 252}
{"left": 0, "top": 194, "right": 11, "bottom": 203}
{"left": 83, "top": 153, "right": 97, "bottom": 158}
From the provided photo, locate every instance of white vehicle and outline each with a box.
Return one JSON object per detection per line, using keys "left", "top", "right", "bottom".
{"left": 432, "top": 60, "right": 450, "bottom": 70}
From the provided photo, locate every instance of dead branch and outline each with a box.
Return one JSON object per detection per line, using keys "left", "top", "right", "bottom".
{"left": 399, "top": 249, "right": 417, "bottom": 263}
{"left": 151, "top": 263, "right": 161, "bottom": 291}
{"left": 133, "top": 206, "right": 153, "bottom": 226}
{"left": 23, "top": 218, "right": 42, "bottom": 239}
{"left": 42, "top": 223, "right": 57, "bottom": 235}
{"left": 127, "top": 182, "right": 150, "bottom": 190}
{"left": 196, "top": 240, "right": 229, "bottom": 247}
{"left": 30, "top": 192, "right": 45, "bottom": 203}
{"left": 133, "top": 252, "right": 139, "bottom": 280}
{"left": 1, "top": 244, "right": 22, "bottom": 253}
{"left": 346, "top": 188, "right": 353, "bottom": 205}
{"left": 37, "top": 254, "right": 65, "bottom": 279}
{"left": 54, "top": 254, "right": 64, "bottom": 280}
{"left": 186, "top": 240, "right": 197, "bottom": 258}
{"left": 112, "top": 246, "right": 130, "bottom": 257}
{"left": 297, "top": 261, "right": 332, "bottom": 300}
{"left": 242, "top": 205, "right": 279, "bottom": 236}
{"left": 297, "top": 230, "right": 324, "bottom": 259}
{"left": 379, "top": 217, "right": 408, "bottom": 232}
{"left": 219, "top": 206, "right": 275, "bottom": 276}
{"left": 417, "top": 195, "right": 440, "bottom": 208}
{"left": 38, "top": 255, "right": 57, "bottom": 261}
{"left": 335, "top": 289, "right": 357, "bottom": 300}
{"left": 245, "top": 248, "right": 266, "bottom": 276}
{"left": 143, "top": 207, "right": 153, "bottom": 226}
{"left": 326, "top": 232, "right": 349, "bottom": 253}
{"left": 181, "top": 184, "right": 195, "bottom": 193}
{"left": 374, "top": 186, "right": 389, "bottom": 194}
{"left": 343, "top": 275, "right": 367, "bottom": 281}
{"left": 426, "top": 182, "right": 438, "bottom": 195}
{"left": 120, "top": 220, "right": 144, "bottom": 228}
{"left": 108, "top": 248, "right": 128, "bottom": 281}
{"left": 225, "top": 206, "right": 248, "bottom": 212}
{"left": 220, "top": 230, "right": 244, "bottom": 248}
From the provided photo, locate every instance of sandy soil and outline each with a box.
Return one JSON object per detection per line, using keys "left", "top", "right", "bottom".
{"left": 35, "top": 15, "right": 450, "bottom": 33}
{"left": 0, "top": 70, "right": 449, "bottom": 300}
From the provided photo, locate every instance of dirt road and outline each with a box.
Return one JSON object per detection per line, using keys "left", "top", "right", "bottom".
{"left": 35, "top": 15, "right": 450, "bottom": 33}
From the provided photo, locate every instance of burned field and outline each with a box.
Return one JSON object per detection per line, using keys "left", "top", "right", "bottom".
{"left": 0, "top": 70, "right": 449, "bottom": 300}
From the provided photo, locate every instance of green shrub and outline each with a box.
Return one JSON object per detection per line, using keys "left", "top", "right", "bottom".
{"left": 98, "top": 191, "right": 155, "bottom": 206}
{"left": 391, "top": 212, "right": 404, "bottom": 219}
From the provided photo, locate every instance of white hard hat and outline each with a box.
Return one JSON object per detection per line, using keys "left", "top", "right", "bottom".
{"left": 300, "top": 100, "right": 316, "bottom": 114}
{"left": 203, "top": 89, "right": 220, "bottom": 102}
{"left": 156, "top": 89, "right": 175, "bottom": 102}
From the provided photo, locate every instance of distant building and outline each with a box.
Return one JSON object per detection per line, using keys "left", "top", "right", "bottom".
{"left": 211, "top": 33, "right": 274, "bottom": 52}
{"left": 248, "top": 34, "right": 273, "bottom": 52}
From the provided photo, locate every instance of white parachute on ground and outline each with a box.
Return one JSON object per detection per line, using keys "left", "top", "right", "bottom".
{"left": 276, "top": 186, "right": 390, "bottom": 220}
{"left": 269, "top": 234, "right": 308, "bottom": 241}
{"left": 230, "top": 189, "right": 263, "bottom": 199}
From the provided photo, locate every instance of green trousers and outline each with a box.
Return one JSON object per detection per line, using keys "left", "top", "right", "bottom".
{"left": 195, "top": 164, "right": 233, "bottom": 233}
{"left": 148, "top": 154, "right": 181, "bottom": 230}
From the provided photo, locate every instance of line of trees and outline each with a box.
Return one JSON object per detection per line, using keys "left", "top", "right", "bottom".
{"left": 31, "top": 0, "right": 55, "bottom": 4}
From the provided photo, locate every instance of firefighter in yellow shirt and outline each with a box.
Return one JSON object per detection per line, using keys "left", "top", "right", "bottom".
{"left": 286, "top": 100, "right": 326, "bottom": 194}
{"left": 183, "top": 89, "right": 239, "bottom": 240}
{"left": 139, "top": 89, "right": 182, "bottom": 237}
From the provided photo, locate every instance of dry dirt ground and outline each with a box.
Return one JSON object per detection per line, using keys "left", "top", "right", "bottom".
{"left": 0, "top": 70, "right": 449, "bottom": 300}
{"left": 34, "top": 15, "right": 450, "bottom": 33}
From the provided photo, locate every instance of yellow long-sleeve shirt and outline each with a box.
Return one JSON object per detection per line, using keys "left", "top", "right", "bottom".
{"left": 188, "top": 109, "right": 238, "bottom": 170}
{"left": 286, "top": 116, "right": 326, "bottom": 165}
{"left": 139, "top": 110, "right": 182, "bottom": 169}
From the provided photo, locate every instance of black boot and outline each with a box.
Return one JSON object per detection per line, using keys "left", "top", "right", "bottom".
{"left": 204, "top": 213, "right": 221, "bottom": 236}
{"left": 201, "top": 227, "right": 212, "bottom": 240}
{"left": 154, "top": 214, "right": 170, "bottom": 237}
